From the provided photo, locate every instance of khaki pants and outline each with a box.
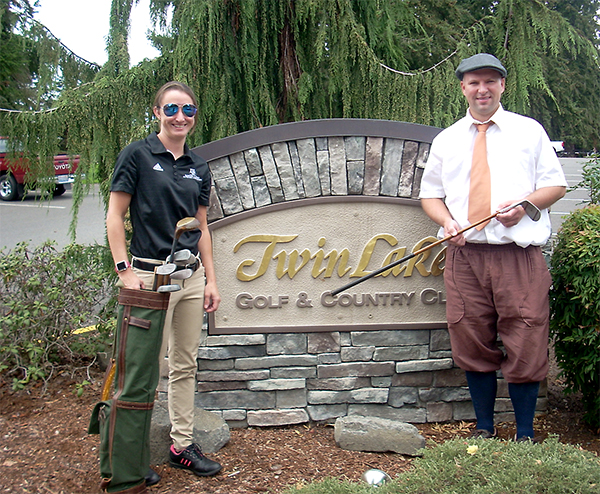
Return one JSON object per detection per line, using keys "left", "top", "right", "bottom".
{"left": 132, "top": 262, "right": 206, "bottom": 451}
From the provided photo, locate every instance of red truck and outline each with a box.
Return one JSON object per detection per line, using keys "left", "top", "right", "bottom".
{"left": 0, "top": 136, "right": 80, "bottom": 201}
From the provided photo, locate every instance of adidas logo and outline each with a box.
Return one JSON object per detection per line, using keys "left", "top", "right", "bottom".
{"left": 153, "top": 163, "right": 164, "bottom": 172}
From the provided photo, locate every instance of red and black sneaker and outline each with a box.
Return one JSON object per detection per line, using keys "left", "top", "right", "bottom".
{"left": 169, "top": 443, "right": 222, "bottom": 477}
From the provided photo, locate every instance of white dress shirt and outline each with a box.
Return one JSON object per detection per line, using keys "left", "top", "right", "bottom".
{"left": 420, "top": 105, "right": 567, "bottom": 247}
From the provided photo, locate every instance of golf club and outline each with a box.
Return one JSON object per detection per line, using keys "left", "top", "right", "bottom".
{"left": 152, "top": 217, "right": 201, "bottom": 291}
{"left": 152, "top": 263, "right": 178, "bottom": 291}
{"left": 168, "top": 217, "right": 201, "bottom": 264}
{"left": 170, "top": 268, "right": 194, "bottom": 280}
{"left": 166, "top": 249, "right": 195, "bottom": 265}
{"left": 330, "top": 199, "right": 541, "bottom": 296}
{"left": 157, "top": 284, "right": 182, "bottom": 293}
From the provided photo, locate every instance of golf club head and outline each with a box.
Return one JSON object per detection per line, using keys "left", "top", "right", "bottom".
{"left": 152, "top": 264, "right": 177, "bottom": 290}
{"left": 166, "top": 249, "right": 194, "bottom": 265}
{"left": 170, "top": 268, "right": 194, "bottom": 280}
{"left": 175, "top": 217, "right": 201, "bottom": 236}
{"left": 157, "top": 284, "right": 181, "bottom": 293}
{"left": 169, "top": 217, "right": 202, "bottom": 264}
{"left": 498, "top": 199, "right": 541, "bottom": 222}
{"left": 155, "top": 263, "right": 177, "bottom": 275}
{"left": 520, "top": 199, "right": 541, "bottom": 221}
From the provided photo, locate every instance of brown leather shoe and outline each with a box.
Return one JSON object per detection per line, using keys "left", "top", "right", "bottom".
{"left": 515, "top": 434, "right": 540, "bottom": 444}
{"left": 470, "top": 428, "right": 497, "bottom": 439}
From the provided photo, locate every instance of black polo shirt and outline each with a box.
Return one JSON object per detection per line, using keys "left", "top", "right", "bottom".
{"left": 110, "top": 132, "right": 211, "bottom": 260}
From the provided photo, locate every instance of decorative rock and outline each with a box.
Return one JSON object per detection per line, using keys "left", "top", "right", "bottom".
{"left": 150, "top": 402, "right": 230, "bottom": 465}
{"left": 334, "top": 415, "right": 425, "bottom": 456}
{"left": 247, "top": 408, "right": 309, "bottom": 427}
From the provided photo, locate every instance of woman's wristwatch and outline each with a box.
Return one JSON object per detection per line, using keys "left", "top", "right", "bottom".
{"left": 115, "top": 260, "right": 131, "bottom": 273}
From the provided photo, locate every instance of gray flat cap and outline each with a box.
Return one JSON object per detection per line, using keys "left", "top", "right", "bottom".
{"left": 455, "top": 53, "right": 507, "bottom": 80}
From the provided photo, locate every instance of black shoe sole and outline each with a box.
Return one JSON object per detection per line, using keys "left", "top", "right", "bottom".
{"left": 169, "top": 461, "right": 222, "bottom": 477}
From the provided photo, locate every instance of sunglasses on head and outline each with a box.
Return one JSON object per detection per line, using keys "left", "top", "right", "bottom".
{"left": 161, "top": 103, "right": 197, "bottom": 117}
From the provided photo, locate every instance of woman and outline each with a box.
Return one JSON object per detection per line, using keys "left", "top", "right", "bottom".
{"left": 106, "top": 81, "right": 222, "bottom": 487}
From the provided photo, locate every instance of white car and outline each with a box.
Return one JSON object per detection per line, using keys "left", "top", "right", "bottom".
{"left": 551, "top": 141, "right": 565, "bottom": 153}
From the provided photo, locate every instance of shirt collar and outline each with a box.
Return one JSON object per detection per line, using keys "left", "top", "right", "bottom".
{"left": 466, "top": 104, "right": 506, "bottom": 128}
{"left": 147, "top": 132, "right": 193, "bottom": 159}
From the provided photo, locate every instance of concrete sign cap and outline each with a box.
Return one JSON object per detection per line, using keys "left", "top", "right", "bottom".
{"left": 455, "top": 53, "right": 507, "bottom": 80}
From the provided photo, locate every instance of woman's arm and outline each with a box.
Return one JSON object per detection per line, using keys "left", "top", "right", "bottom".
{"left": 106, "top": 191, "right": 145, "bottom": 289}
{"left": 196, "top": 205, "right": 221, "bottom": 312}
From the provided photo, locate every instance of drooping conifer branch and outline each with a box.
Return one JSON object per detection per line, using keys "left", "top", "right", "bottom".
{"left": 0, "top": 0, "right": 598, "bottom": 242}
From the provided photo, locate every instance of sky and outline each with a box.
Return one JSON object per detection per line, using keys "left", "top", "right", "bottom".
{"left": 34, "top": 0, "right": 161, "bottom": 67}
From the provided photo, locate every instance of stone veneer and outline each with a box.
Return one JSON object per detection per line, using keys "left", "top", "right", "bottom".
{"left": 156, "top": 119, "right": 547, "bottom": 427}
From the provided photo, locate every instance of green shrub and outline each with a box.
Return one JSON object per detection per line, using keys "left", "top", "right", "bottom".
{"left": 282, "top": 436, "right": 600, "bottom": 494}
{"left": 549, "top": 203, "right": 600, "bottom": 430}
{"left": 574, "top": 153, "right": 599, "bottom": 204}
{"left": 0, "top": 241, "right": 118, "bottom": 390}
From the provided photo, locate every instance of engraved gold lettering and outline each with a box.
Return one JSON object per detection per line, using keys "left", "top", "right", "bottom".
{"left": 350, "top": 234, "right": 398, "bottom": 278}
{"left": 431, "top": 247, "right": 446, "bottom": 276}
{"left": 380, "top": 246, "right": 408, "bottom": 277}
{"left": 311, "top": 238, "right": 327, "bottom": 277}
{"left": 274, "top": 249, "right": 311, "bottom": 279}
{"left": 234, "top": 234, "right": 444, "bottom": 282}
{"left": 323, "top": 248, "right": 352, "bottom": 278}
{"left": 234, "top": 235, "right": 297, "bottom": 281}
{"left": 404, "top": 236, "right": 439, "bottom": 277}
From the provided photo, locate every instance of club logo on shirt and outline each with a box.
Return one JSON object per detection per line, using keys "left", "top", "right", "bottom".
{"left": 183, "top": 168, "right": 202, "bottom": 182}
{"left": 153, "top": 163, "right": 164, "bottom": 172}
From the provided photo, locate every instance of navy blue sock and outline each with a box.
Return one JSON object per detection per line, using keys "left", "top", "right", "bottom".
{"left": 466, "top": 371, "right": 497, "bottom": 433}
{"left": 508, "top": 381, "right": 540, "bottom": 439}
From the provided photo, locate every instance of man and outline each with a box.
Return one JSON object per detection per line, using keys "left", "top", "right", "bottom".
{"left": 419, "top": 53, "right": 567, "bottom": 441}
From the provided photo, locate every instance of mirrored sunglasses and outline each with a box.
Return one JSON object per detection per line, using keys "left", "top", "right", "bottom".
{"left": 161, "top": 103, "right": 197, "bottom": 117}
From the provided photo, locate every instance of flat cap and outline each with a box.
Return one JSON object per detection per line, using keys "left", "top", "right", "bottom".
{"left": 455, "top": 53, "right": 507, "bottom": 80}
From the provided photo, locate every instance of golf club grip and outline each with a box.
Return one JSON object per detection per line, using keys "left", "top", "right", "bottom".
{"left": 329, "top": 211, "right": 499, "bottom": 296}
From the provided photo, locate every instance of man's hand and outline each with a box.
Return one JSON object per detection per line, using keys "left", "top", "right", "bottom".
{"left": 444, "top": 218, "right": 466, "bottom": 246}
{"left": 496, "top": 200, "right": 525, "bottom": 228}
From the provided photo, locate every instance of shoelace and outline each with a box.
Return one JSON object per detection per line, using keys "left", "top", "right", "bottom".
{"left": 187, "top": 443, "right": 205, "bottom": 459}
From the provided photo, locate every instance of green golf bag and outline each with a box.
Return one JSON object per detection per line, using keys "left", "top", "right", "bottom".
{"left": 89, "top": 288, "right": 170, "bottom": 493}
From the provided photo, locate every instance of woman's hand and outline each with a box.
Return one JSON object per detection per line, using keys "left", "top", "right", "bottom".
{"left": 204, "top": 281, "right": 221, "bottom": 313}
{"left": 118, "top": 269, "right": 145, "bottom": 290}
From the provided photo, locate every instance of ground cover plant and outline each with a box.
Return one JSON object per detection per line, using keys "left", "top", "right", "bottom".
{"left": 281, "top": 436, "right": 600, "bottom": 494}
{"left": 0, "top": 241, "right": 117, "bottom": 390}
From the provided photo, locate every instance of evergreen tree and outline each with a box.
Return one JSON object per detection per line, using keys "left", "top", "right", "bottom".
{"left": 0, "top": 0, "right": 37, "bottom": 110}
{"left": 0, "top": 0, "right": 598, "bottom": 233}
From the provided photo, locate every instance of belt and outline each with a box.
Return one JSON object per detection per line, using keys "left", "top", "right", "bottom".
{"left": 132, "top": 258, "right": 199, "bottom": 273}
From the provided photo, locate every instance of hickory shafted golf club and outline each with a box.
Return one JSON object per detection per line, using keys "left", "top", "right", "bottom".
{"left": 153, "top": 263, "right": 180, "bottom": 292}
{"left": 167, "top": 217, "right": 201, "bottom": 283}
{"left": 168, "top": 217, "right": 201, "bottom": 263}
{"left": 153, "top": 217, "right": 202, "bottom": 291}
{"left": 330, "top": 199, "right": 541, "bottom": 296}
{"left": 166, "top": 249, "right": 194, "bottom": 265}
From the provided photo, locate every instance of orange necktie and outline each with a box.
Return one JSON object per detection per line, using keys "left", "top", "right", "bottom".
{"left": 468, "top": 122, "right": 492, "bottom": 230}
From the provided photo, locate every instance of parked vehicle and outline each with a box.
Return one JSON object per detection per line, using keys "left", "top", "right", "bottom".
{"left": 551, "top": 140, "right": 565, "bottom": 154}
{"left": 0, "top": 137, "right": 80, "bottom": 201}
